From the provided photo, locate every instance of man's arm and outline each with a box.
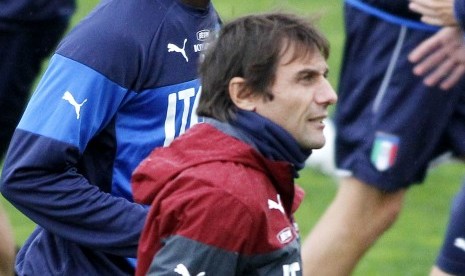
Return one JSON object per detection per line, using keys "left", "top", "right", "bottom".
{"left": 409, "top": 26, "right": 465, "bottom": 90}
{"left": 409, "top": 0, "right": 456, "bottom": 26}
{"left": 0, "top": 54, "right": 147, "bottom": 257}
{"left": 408, "top": 0, "right": 465, "bottom": 90}
{"left": 0, "top": 204, "right": 14, "bottom": 276}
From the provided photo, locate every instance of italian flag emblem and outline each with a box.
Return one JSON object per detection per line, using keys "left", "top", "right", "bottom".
{"left": 370, "top": 132, "right": 399, "bottom": 171}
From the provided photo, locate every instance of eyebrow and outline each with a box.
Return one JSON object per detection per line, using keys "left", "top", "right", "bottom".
{"left": 296, "top": 66, "right": 329, "bottom": 77}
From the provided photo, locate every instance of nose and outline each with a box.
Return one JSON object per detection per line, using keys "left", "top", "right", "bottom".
{"left": 316, "top": 79, "right": 338, "bottom": 106}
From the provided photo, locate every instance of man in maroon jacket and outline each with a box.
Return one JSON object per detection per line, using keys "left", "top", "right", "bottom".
{"left": 132, "top": 12, "right": 337, "bottom": 276}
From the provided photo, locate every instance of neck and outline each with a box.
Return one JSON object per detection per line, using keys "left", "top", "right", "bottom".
{"left": 206, "top": 110, "right": 312, "bottom": 177}
{"left": 181, "top": 0, "right": 210, "bottom": 8}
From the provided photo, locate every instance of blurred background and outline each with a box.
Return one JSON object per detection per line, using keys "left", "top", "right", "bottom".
{"left": 1, "top": 0, "right": 464, "bottom": 275}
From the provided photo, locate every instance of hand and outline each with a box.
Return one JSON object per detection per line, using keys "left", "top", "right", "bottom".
{"left": 408, "top": 26, "right": 465, "bottom": 90}
{"left": 409, "top": 0, "right": 456, "bottom": 26}
{"left": 0, "top": 205, "right": 15, "bottom": 276}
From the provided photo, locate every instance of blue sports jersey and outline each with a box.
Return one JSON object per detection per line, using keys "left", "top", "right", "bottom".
{"left": 436, "top": 184, "right": 465, "bottom": 274}
{"left": 357, "top": 0, "right": 419, "bottom": 20}
{"left": 455, "top": 0, "right": 465, "bottom": 31}
{"left": 0, "top": 0, "right": 75, "bottom": 22}
{"left": 347, "top": 0, "right": 437, "bottom": 31}
{"left": 0, "top": 0, "right": 221, "bottom": 274}
{"left": 335, "top": 1, "right": 465, "bottom": 275}
{"left": 0, "top": 0, "right": 75, "bottom": 31}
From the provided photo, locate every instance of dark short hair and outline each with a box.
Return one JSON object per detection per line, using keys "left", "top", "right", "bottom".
{"left": 197, "top": 12, "right": 330, "bottom": 122}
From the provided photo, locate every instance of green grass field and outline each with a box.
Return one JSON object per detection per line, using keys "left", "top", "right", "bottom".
{"left": 1, "top": 0, "right": 464, "bottom": 275}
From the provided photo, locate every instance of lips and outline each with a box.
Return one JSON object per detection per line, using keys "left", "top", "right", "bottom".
{"left": 308, "top": 114, "right": 327, "bottom": 122}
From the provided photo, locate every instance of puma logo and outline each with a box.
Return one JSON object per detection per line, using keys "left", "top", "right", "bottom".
{"left": 62, "top": 91, "right": 87, "bottom": 119}
{"left": 168, "top": 39, "right": 189, "bottom": 62}
{"left": 268, "top": 194, "right": 285, "bottom": 214}
{"left": 174, "top": 264, "right": 205, "bottom": 276}
{"left": 455, "top": 237, "right": 465, "bottom": 252}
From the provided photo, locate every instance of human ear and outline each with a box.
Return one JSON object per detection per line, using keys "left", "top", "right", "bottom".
{"left": 228, "top": 77, "right": 258, "bottom": 111}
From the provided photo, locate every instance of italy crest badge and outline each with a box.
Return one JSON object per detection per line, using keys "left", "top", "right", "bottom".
{"left": 370, "top": 132, "right": 399, "bottom": 171}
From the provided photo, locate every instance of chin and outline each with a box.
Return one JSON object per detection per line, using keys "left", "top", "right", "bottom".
{"left": 313, "top": 143, "right": 325, "bottom": 150}
{"left": 311, "top": 136, "right": 326, "bottom": 150}
{"left": 300, "top": 139, "right": 325, "bottom": 150}
{"left": 298, "top": 131, "right": 325, "bottom": 148}
{"left": 313, "top": 141, "right": 326, "bottom": 150}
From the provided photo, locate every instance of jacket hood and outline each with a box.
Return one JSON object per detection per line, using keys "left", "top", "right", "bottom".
{"left": 132, "top": 123, "right": 301, "bottom": 210}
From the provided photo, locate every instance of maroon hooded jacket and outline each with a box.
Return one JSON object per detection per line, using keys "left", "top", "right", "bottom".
{"left": 132, "top": 123, "right": 304, "bottom": 275}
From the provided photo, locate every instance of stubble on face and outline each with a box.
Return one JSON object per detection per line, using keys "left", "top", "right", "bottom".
{"left": 255, "top": 46, "right": 334, "bottom": 151}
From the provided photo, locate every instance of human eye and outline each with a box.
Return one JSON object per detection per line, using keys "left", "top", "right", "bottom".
{"left": 298, "top": 70, "right": 328, "bottom": 85}
{"left": 323, "top": 69, "right": 329, "bottom": 79}
{"left": 298, "top": 71, "right": 317, "bottom": 84}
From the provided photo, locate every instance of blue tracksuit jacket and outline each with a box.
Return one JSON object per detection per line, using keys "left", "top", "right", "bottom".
{"left": 0, "top": 0, "right": 220, "bottom": 274}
